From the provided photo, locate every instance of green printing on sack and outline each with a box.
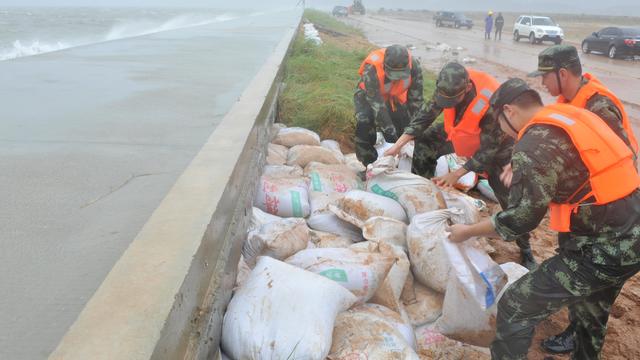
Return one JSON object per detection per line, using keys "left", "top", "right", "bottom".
{"left": 370, "top": 184, "right": 398, "bottom": 201}
{"left": 319, "top": 268, "right": 348, "bottom": 282}
{"left": 310, "top": 172, "right": 323, "bottom": 192}
{"left": 290, "top": 191, "right": 303, "bottom": 217}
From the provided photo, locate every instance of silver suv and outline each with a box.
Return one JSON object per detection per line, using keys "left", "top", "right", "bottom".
{"left": 513, "top": 15, "right": 564, "bottom": 44}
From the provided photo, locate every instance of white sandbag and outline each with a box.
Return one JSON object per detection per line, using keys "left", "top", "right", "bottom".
{"left": 222, "top": 257, "right": 357, "bottom": 360}
{"left": 285, "top": 247, "right": 394, "bottom": 303}
{"left": 366, "top": 159, "right": 446, "bottom": 218}
{"left": 403, "top": 282, "right": 444, "bottom": 327}
{"left": 255, "top": 175, "right": 310, "bottom": 218}
{"left": 266, "top": 143, "right": 289, "bottom": 165}
{"left": 398, "top": 140, "right": 415, "bottom": 172}
{"left": 242, "top": 218, "right": 310, "bottom": 267}
{"left": 435, "top": 154, "right": 479, "bottom": 192}
{"left": 441, "top": 188, "right": 486, "bottom": 224}
{"left": 350, "top": 241, "right": 410, "bottom": 313}
{"left": 330, "top": 189, "right": 408, "bottom": 228}
{"left": 261, "top": 164, "right": 303, "bottom": 177}
{"left": 362, "top": 216, "right": 408, "bottom": 250}
{"left": 476, "top": 179, "right": 499, "bottom": 203}
{"left": 415, "top": 326, "right": 491, "bottom": 359}
{"left": 374, "top": 137, "right": 395, "bottom": 159}
{"left": 306, "top": 211, "right": 364, "bottom": 242}
{"left": 330, "top": 304, "right": 419, "bottom": 359}
{"left": 272, "top": 126, "right": 321, "bottom": 147}
{"left": 309, "top": 229, "right": 354, "bottom": 248}
{"left": 321, "top": 139, "right": 346, "bottom": 163}
{"left": 287, "top": 145, "right": 343, "bottom": 167}
{"left": 433, "top": 255, "right": 519, "bottom": 347}
{"left": 234, "top": 255, "right": 252, "bottom": 290}
{"left": 344, "top": 153, "right": 366, "bottom": 173}
{"left": 270, "top": 122, "right": 287, "bottom": 141}
{"left": 249, "top": 207, "right": 282, "bottom": 232}
{"left": 305, "top": 162, "right": 363, "bottom": 213}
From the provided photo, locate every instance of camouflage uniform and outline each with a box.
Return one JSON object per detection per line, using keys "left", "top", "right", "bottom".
{"left": 528, "top": 45, "right": 637, "bottom": 355}
{"left": 488, "top": 79, "right": 640, "bottom": 360}
{"left": 354, "top": 45, "right": 427, "bottom": 166}
{"left": 405, "top": 63, "right": 532, "bottom": 253}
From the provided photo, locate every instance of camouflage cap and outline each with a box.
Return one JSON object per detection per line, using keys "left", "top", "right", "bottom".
{"left": 384, "top": 45, "right": 411, "bottom": 81}
{"left": 527, "top": 45, "right": 581, "bottom": 77}
{"left": 434, "top": 62, "right": 470, "bottom": 108}
{"left": 489, "top": 78, "right": 541, "bottom": 117}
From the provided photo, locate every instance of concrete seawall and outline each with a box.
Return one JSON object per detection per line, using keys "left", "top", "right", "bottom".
{"left": 50, "top": 16, "right": 299, "bottom": 360}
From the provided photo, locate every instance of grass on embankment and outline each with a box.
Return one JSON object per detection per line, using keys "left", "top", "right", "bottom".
{"left": 278, "top": 9, "right": 437, "bottom": 152}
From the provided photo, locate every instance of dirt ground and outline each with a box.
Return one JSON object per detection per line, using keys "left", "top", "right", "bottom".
{"left": 321, "top": 12, "right": 640, "bottom": 359}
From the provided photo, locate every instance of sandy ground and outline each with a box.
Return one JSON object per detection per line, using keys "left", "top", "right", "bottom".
{"left": 341, "top": 13, "right": 640, "bottom": 360}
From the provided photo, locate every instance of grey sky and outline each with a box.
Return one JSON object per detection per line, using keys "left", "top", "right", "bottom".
{"left": 2, "top": 0, "right": 639, "bottom": 16}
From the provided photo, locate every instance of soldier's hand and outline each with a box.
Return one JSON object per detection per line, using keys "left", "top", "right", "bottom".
{"left": 433, "top": 172, "right": 459, "bottom": 188}
{"left": 447, "top": 224, "right": 471, "bottom": 243}
{"left": 500, "top": 163, "right": 513, "bottom": 188}
{"left": 383, "top": 144, "right": 402, "bottom": 157}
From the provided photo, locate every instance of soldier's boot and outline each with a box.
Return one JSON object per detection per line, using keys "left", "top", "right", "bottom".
{"left": 520, "top": 248, "right": 538, "bottom": 271}
{"left": 541, "top": 322, "right": 576, "bottom": 354}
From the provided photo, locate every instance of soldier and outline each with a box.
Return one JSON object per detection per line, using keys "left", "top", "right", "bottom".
{"left": 354, "top": 44, "right": 426, "bottom": 168}
{"left": 384, "top": 62, "right": 537, "bottom": 270}
{"left": 528, "top": 44, "right": 638, "bottom": 355}
{"left": 448, "top": 78, "right": 640, "bottom": 360}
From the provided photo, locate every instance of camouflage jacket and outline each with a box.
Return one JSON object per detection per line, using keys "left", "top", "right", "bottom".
{"left": 407, "top": 86, "right": 514, "bottom": 174}
{"left": 493, "top": 124, "right": 640, "bottom": 266}
{"left": 356, "top": 57, "right": 426, "bottom": 139}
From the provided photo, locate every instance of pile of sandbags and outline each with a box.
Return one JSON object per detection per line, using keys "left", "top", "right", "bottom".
{"left": 221, "top": 124, "right": 526, "bottom": 359}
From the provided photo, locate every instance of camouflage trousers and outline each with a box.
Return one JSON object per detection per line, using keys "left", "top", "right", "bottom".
{"left": 411, "top": 122, "right": 531, "bottom": 251}
{"left": 491, "top": 249, "right": 640, "bottom": 360}
{"left": 354, "top": 91, "right": 410, "bottom": 167}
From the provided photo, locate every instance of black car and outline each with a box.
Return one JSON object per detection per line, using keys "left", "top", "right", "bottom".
{"left": 434, "top": 11, "right": 473, "bottom": 29}
{"left": 332, "top": 6, "right": 348, "bottom": 17}
{"left": 582, "top": 27, "right": 640, "bottom": 59}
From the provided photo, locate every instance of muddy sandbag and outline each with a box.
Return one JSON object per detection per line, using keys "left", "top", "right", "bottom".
{"left": 398, "top": 140, "right": 415, "bottom": 172}
{"left": 433, "top": 257, "right": 522, "bottom": 347}
{"left": 272, "top": 126, "right": 321, "bottom": 147}
{"left": 330, "top": 189, "right": 408, "bottom": 228}
{"left": 242, "top": 218, "right": 309, "bottom": 267}
{"left": 362, "top": 216, "right": 408, "bottom": 250}
{"left": 345, "top": 153, "right": 366, "bottom": 173}
{"left": 255, "top": 174, "right": 310, "bottom": 218}
{"left": 222, "top": 257, "right": 357, "bottom": 360}
{"left": 305, "top": 162, "right": 363, "bottom": 213}
{"left": 262, "top": 164, "right": 304, "bottom": 177}
{"left": 415, "top": 326, "right": 491, "bottom": 360}
{"left": 321, "top": 139, "right": 346, "bottom": 163}
{"left": 441, "top": 189, "right": 486, "bottom": 224}
{"left": 285, "top": 247, "right": 394, "bottom": 303}
{"left": 266, "top": 143, "right": 289, "bottom": 165}
{"left": 270, "top": 122, "right": 287, "bottom": 141}
{"left": 403, "top": 281, "right": 444, "bottom": 326}
{"left": 306, "top": 211, "right": 364, "bottom": 242}
{"left": 366, "top": 157, "right": 446, "bottom": 218}
{"left": 329, "top": 304, "right": 419, "bottom": 359}
{"left": 234, "top": 255, "right": 252, "bottom": 291}
{"left": 309, "top": 229, "right": 354, "bottom": 248}
{"left": 476, "top": 179, "right": 499, "bottom": 203}
{"left": 435, "top": 154, "right": 479, "bottom": 192}
{"left": 287, "top": 145, "right": 343, "bottom": 168}
{"left": 249, "top": 207, "right": 281, "bottom": 232}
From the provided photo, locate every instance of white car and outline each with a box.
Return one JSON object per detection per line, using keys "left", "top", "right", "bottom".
{"left": 513, "top": 15, "right": 564, "bottom": 45}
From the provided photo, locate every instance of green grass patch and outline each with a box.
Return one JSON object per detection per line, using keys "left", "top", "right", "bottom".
{"left": 278, "top": 9, "right": 437, "bottom": 151}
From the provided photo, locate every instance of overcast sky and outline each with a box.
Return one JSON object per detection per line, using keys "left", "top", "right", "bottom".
{"left": 2, "top": 0, "right": 639, "bottom": 16}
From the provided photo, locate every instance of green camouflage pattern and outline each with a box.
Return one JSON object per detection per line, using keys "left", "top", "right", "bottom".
{"left": 490, "top": 123, "right": 640, "bottom": 359}
{"left": 383, "top": 44, "right": 411, "bottom": 80}
{"left": 528, "top": 45, "right": 581, "bottom": 77}
{"left": 433, "top": 62, "right": 470, "bottom": 108}
{"left": 354, "top": 57, "right": 426, "bottom": 166}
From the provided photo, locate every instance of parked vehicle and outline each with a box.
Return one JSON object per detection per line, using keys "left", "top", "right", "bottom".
{"left": 582, "top": 27, "right": 640, "bottom": 59}
{"left": 332, "top": 6, "right": 349, "bottom": 17}
{"left": 513, "top": 15, "right": 564, "bottom": 44}
{"left": 433, "top": 11, "right": 473, "bottom": 29}
{"left": 351, "top": 0, "right": 365, "bottom": 15}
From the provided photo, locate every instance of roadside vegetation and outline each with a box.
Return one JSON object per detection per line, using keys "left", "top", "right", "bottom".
{"left": 278, "top": 9, "right": 436, "bottom": 152}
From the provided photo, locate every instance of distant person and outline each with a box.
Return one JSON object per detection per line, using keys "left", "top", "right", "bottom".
{"left": 494, "top": 12, "right": 504, "bottom": 40}
{"left": 485, "top": 11, "right": 493, "bottom": 39}
{"left": 354, "top": 45, "right": 426, "bottom": 167}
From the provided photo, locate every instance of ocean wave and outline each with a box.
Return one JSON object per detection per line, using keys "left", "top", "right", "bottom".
{"left": 0, "top": 13, "right": 239, "bottom": 61}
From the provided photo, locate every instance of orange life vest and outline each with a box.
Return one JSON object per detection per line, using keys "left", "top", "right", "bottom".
{"left": 443, "top": 69, "right": 499, "bottom": 157}
{"left": 518, "top": 103, "right": 640, "bottom": 232}
{"left": 557, "top": 73, "right": 638, "bottom": 154}
{"left": 358, "top": 48, "right": 413, "bottom": 111}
